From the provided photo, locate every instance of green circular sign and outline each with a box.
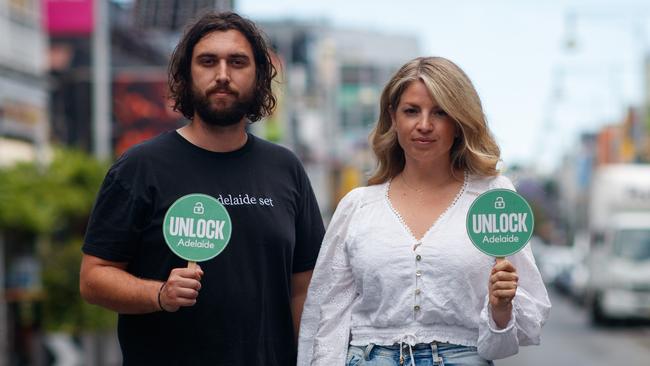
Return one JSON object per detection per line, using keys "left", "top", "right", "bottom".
{"left": 163, "top": 193, "right": 232, "bottom": 262}
{"left": 466, "top": 189, "right": 534, "bottom": 257}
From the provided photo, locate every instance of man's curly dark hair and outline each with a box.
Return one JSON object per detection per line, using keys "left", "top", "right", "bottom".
{"left": 168, "top": 11, "right": 277, "bottom": 122}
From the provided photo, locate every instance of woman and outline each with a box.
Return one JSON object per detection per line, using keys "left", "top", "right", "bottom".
{"left": 298, "top": 57, "right": 551, "bottom": 366}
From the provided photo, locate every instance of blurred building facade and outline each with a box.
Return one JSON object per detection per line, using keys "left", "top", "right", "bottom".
{"left": 0, "top": 0, "right": 49, "bottom": 166}
{"left": 256, "top": 20, "right": 419, "bottom": 213}
{"left": 134, "top": 0, "right": 233, "bottom": 31}
{"left": 0, "top": 1, "right": 49, "bottom": 365}
{"left": 49, "top": 0, "right": 233, "bottom": 155}
{"left": 557, "top": 103, "right": 650, "bottom": 242}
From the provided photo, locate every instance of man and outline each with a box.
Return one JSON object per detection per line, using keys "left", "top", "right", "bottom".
{"left": 80, "top": 12, "right": 325, "bottom": 365}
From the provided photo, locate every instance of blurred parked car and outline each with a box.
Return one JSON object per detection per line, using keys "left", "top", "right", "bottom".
{"left": 531, "top": 236, "right": 574, "bottom": 286}
{"left": 554, "top": 231, "right": 590, "bottom": 302}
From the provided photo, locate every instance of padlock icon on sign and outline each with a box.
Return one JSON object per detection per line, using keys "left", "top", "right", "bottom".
{"left": 193, "top": 202, "right": 205, "bottom": 215}
{"left": 494, "top": 197, "right": 505, "bottom": 209}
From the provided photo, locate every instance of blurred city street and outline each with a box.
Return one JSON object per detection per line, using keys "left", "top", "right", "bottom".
{"left": 499, "top": 288, "right": 650, "bottom": 366}
{"left": 1, "top": 0, "right": 650, "bottom": 364}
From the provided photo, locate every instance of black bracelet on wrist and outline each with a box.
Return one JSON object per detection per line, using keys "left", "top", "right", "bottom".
{"left": 158, "top": 281, "right": 168, "bottom": 312}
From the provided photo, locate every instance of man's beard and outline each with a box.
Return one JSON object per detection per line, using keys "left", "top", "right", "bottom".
{"left": 192, "top": 85, "right": 254, "bottom": 127}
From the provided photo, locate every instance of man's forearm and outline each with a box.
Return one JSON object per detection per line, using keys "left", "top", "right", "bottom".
{"left": 80, "top": 256, "right": 162, "bottom": 314}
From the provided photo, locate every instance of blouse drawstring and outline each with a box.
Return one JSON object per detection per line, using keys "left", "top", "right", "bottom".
{"left": 398, "top": 342, "right": 415, "bottom": 366}
{"left": 398, "top": 334, "right": 417, "bottom": 366}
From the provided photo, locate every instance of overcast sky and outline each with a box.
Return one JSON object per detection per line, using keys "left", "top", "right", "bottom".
{"left": 238, "top": 0, "right": 650, "bottom": 172}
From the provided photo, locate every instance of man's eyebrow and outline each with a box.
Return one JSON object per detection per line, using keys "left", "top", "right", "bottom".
{"left": 195, "top": 52, "right": 216, "bottom": 59}
{"left": 228, "top": 53, "right": 251, "bottom": 59}
{"left": 194, "top": 52, "right": 251, "bottom": 59}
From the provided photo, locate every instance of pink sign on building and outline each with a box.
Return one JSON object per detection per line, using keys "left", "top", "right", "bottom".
{"left": 43, "top": 0, "right": 94, "bottom": 35}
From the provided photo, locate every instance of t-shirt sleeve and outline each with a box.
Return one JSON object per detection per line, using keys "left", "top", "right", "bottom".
{"left": 292, "top": 165, "right": 326, "bottom": 273}
{"left": 82, "top": 166, "right": 150, "bottom": 262}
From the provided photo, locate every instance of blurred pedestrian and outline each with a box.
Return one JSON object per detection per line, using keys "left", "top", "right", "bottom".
{"left": 80, "top": 11, "right": 324, "bottom": 365}
{"left": 298, "top": 56, "right": 551, "bottom": 366}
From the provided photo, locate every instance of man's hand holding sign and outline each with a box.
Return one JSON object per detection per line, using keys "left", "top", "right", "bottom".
{"left": 467, "top": 189, "right": 534, "bottom": 329}
{"left": 160, "top": 194, "right": 232, "bottom": 312}
{"left": 158, "top": 264, "right": 204, "bottom": 312}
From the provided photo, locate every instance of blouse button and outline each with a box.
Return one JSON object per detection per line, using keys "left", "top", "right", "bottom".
{"left": 416, "top": 254, "right": 422, "bottom": 261}
{"left": 414, "top": 305, "right": 421, "bottom": 311}
{"left": 415, "top": 270, "right": 422, "bottom": 277}
{"left": 415, "top": 289, "right": 421, "bottom": 295}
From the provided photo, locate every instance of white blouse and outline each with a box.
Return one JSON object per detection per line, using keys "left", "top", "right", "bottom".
{"left": 297, "top": 174, "right": 551, "bottom": 365}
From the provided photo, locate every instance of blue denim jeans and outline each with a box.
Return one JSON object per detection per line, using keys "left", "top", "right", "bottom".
{"left": 346, "top": 343, "right": 494, "bottom": 366}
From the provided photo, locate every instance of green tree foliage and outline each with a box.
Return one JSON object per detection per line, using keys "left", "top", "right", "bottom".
{"left": 0, "top": 149, "right": 107, "bottom": 233}
{"left": 0, "top": 148, "right": 116, "bottom": 331}
{"left": 41, "top": 238, "right": 116, "bottom": 332}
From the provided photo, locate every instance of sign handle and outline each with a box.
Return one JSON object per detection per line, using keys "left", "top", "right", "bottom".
{"left": 187, "top": 261, "right": 197, "bottom": 269}
{"left": 495, "top": 256, "right": 505, "bottom": 264}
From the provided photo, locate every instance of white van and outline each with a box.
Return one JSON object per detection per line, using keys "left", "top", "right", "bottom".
{"left": 584, "top": 164, "right": 650, "bottom": 324}
{"left": 586, "top": 212, "right": 650, "bottom": 323}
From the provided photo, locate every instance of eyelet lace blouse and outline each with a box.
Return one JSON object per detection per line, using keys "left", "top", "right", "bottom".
{"left": 297, "top": 174, "right": 551, "bottom": 365}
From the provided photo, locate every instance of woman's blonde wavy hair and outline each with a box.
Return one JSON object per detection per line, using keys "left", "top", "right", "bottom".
{"left": 368, "top": 56, "right": 501, "bottom": 185}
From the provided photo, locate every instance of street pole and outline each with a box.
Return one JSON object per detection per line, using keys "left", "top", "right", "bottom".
{"left": 92, "top": 0, "right": 111, "bottom": 160}
{"left": 280, "top": 27, "right": 295, "bottom": 150}
{"left": 644, "top": 55, "right": 650, "bottom": 161}
{"left": 0, "top": 233, "right": 7, "bottom": 366}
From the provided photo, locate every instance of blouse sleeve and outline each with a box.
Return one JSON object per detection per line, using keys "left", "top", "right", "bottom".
{"left": 297, "top": 189, "right": 361, "bottom": 366}
{"left": 476, "top": 175, "right": 552, "bottom": 360}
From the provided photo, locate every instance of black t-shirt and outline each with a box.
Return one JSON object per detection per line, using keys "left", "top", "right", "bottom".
{"left": 83, "top": 131, "right": 325, "bottom": 365}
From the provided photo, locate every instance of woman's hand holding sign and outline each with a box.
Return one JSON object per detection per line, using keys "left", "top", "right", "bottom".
{"left": 159, "top": 265, "right": 204, "bottom": 312}
{"left": 489, "top": 258, "right": 518, "bottom": 329}
{"left": 466, "top": 189, "right": 532, "bottom": 329}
